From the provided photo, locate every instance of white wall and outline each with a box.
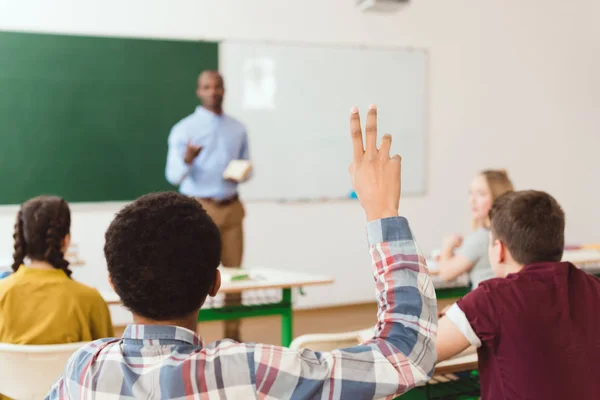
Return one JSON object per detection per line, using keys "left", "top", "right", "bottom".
{"left": 1, "top": 0, "right": 599, "bottom": 322}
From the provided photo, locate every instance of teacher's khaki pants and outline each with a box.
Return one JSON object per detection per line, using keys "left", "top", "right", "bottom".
{"left": 197, "top": 198, "right": 244, "bottom": 342}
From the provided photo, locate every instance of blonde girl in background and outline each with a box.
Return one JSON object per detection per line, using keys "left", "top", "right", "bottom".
{"left": 434, "top": 170, "right": 514, "bottom": 289}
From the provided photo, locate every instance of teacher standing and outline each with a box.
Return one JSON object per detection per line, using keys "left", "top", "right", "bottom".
{"left": 165, "top": 70, "right": 250, "bottom": 341}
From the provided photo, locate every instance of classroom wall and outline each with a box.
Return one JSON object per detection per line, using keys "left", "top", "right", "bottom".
{"left": 1, "top": 0, "right": 599, "bottom": 322}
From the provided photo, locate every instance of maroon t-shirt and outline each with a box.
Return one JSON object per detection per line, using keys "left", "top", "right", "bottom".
{"left": 457, "top": 262, "right": 600, "bottom": 400}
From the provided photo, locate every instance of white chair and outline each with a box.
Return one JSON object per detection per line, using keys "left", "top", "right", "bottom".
{"left": 289, "top": 328, "right": 373, "bottom": 351}
{"left": 0, "top": 341, "right": 88, "bottom": 399}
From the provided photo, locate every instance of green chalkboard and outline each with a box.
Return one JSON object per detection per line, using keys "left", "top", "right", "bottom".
{"left": 0, "top": 31, "right": 218, "bottom": 204}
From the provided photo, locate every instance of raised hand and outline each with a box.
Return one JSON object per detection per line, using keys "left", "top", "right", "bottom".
{"left": 184, "top": 142, "right": 203, "bottom": 165}
{"left": 349, "top": 105, "right": 402, "bottom": 222}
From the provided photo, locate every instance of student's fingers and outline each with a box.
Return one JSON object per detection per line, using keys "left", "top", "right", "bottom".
{"left": 365, "top": 104, "right": 378, "bottom": 156}
{"left": 350, "top": 107, "right": 364, "bottom": 161}
{"left": 379, "top": 135, "right": 392, "bottom": 158}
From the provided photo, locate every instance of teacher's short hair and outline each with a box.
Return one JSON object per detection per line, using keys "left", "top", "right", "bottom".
{"left": 104, "top": 192, "right": 221, "bottom": 320}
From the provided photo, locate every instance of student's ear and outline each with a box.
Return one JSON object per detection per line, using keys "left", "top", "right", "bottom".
{"left": 497, "top": 240, "right": 507, "bottom": 264}
{"left": 208, "top": 270, "right": 221, "bottom": 297}
{"left": 108, "top": 274, "right": 115, "bottom": 291}
{"left": 489, "top": 236, "right": 504, "bottom": 266}
{"left": 61, "top": 234, "right": 71, "bottom": 253}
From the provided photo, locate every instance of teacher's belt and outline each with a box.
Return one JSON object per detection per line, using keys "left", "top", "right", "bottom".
{"left": 197, "top": 194, "right": 239, "bottom": 206}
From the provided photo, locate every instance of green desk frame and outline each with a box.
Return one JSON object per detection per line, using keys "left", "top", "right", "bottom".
{"left": 196, "top": 286, "right": 469, "bottom": 349}
{"left": 435, "top": 286, "right": 470, "bottom": 300}
{"left": 198, "top": 288, "right": 294, "bottom": 346}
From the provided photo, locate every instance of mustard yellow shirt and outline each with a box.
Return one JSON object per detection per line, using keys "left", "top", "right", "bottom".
{"left": 0, "top": 266, "right": 114, "bottom": 344}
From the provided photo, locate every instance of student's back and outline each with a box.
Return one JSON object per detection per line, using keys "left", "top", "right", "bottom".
{"left": 0, "top": 196, "right": 113, "bottom": 345}
{"left": 437, "top": 190, "right": 600, "bottom": 400}
{"left": 459, "top": 262, "right": 600, "bottom": 399}
{"left": 0, "top": 266, "right": 111, "bottom": 344}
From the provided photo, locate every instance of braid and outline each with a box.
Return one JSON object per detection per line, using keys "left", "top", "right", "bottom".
{"left": 11, "top": 210, "right": 26, "bottom": 272}
{"left": 44, "top": 201, "right": 72, "bottom": 278}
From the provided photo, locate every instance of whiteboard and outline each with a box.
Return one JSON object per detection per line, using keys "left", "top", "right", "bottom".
{"left": 220, "top": 41, "right": 427, "bottom": 201}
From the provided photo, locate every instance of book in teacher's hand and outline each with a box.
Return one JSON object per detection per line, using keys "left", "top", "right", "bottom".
{"left": 223, "top": 160, "right": 252, "bottom": 182}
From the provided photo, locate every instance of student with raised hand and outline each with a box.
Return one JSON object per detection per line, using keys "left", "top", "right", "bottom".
{"left": 436, "top": 190, "right": 600, "bottom": 399}
{"left": 0, "top": 196, "right": 113, "bottom": 344}
{"left": 434, "top": 170, "right": 513, "bottom": 289}
{"left": 46, "top": 105, "right": 437, "bottom": 399}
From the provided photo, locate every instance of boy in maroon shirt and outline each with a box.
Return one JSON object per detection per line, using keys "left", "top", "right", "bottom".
{"left": 436, "top": 190, "right": 600, "bottom": 399}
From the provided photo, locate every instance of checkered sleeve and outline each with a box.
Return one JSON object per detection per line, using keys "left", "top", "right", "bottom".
{"left": 365, "top": 217, "right": 438, "bottom": 392}
{"left": 45, "top": 378, "right": 66, "bottom": 400}
{"left": 252, "top": 217, "right": 438, "bottom": 399}
{"left": 45, "top": 348, "right": 77, "bottom": 400}
{"left": 44, "top": 339, "right": 119, "bottom": 399}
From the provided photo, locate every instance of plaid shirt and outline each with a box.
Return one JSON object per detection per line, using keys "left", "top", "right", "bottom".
{"left": 46, "top": 217, "right": 437, "bottom": 400}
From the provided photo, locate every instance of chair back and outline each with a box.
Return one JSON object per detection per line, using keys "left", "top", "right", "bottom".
{"left": 0, "top": 342, "right": 88, "bottom": 399}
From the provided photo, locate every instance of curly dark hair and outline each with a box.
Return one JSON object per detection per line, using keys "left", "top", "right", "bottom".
{"left": 12, "top": 195, "right": 72, "bottom": 277}
{"left": 104, "top": 192, "right": 222, "bottom": 320}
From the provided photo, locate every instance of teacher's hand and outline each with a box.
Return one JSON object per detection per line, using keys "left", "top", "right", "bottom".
{"left": 184, "top": 142, "right": 203, "bottom": 165}
{"left": 348, "top": 105, "right": 402, "bottom": 222}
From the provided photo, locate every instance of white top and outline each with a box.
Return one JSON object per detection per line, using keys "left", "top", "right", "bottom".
{"left": 445, "top": 303, "right": 481, "bottom": 347}
{"left": 456, "top": 228, "right": 494, "bottom": 289}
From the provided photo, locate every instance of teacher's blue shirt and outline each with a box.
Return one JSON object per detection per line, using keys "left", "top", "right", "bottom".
{"left": 165, "top": 106, "right": 250, "bottom": 200}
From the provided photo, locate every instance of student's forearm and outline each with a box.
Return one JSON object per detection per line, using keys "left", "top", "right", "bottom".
{"left": 366, "top": 217, "right": 438, "bottom": 387}
{"left": 436, "top": 256, "right": 473, "bottom": 282}
{"left": 437, "top": 258, "right": 463, "bottom": 281}
{"left": 440, "top": 245, "right": 455, "bottom": 261}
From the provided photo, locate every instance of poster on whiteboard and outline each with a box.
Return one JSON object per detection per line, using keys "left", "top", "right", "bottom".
{"left": 242, "top": 57, "right": 277, "bottom": 110}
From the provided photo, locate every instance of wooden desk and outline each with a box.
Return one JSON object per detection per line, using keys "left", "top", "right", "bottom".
{"left": 434, "top": 351, "right": 478, "bottom": 375}
{"left": 101, "top": 268, "right": 334, "bottom": 347}
{"left": 563, "top": 249, "right": 600, "bottom": 274}
{"left": 398, "top": 351, "right": 480, "bottom": 399}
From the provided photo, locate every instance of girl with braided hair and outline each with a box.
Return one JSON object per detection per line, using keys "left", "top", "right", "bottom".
{"left": 0, "top": 196, "right": 113, "bottom": 345}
